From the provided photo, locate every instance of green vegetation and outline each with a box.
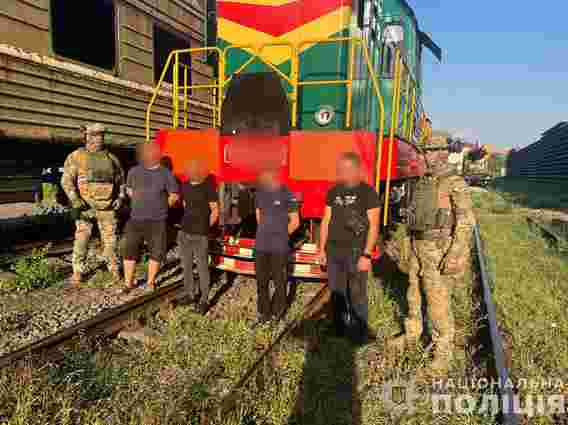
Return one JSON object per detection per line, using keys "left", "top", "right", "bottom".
{"left": 0, "top": 244, "right": 63, "bottom": 291}
{"left": 474, "top": 190, "right": 568, "bottom": 422}
{"left": 494, "top": 176, "right": 568, "bottom": 210}
{"left": 0, "top": 266, "right": 493, "bottom": 424}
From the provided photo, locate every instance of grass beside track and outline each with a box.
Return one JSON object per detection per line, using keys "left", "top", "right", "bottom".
{"left": 0, "top": 266, "right": 492, "bottom": 424}
{"left": 474, "top": 190, "right": 568, "bottom": 422}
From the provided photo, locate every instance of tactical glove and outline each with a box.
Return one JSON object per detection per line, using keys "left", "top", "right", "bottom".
{"left": 70, "top": 198, "right": 87, "bottom": 221}
{"left": 70, "top": 207, "right": 83, "bottom": 222}
{"left": 112, "top": 198, "right": 123, "bottom": 211}
{"left": 441, "top": 250, "right": 466, "bottom": 275}
{"left": 71, "top": 198, "right": 87, "bottom": 210}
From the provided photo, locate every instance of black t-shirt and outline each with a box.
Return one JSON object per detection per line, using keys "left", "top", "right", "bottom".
{"left": 181, "top": 176, "right": 218, "bottom": 235}
{"left": 325, "top": 182, "right": 381, "bottom": 254}
{"left": 238, "top": 188, "right": 255, "bottom": 218}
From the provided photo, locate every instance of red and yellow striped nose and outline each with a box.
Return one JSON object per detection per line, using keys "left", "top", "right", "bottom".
{"left": 218, "top": 0, "right": 353, "bottom": 64}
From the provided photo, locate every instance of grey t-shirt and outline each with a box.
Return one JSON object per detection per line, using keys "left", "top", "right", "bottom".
{"left": 255, "top": 186, "right": 298, "bottom": 253}
{"left": 126, "top": 165, "right": 179, "bottom": 221}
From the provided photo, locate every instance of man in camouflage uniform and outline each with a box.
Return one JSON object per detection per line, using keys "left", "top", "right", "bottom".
{"left": 389, "top": 140, "right": 475, "bottom": 375}
{"left": 61, "top": 123, "right": 126, "bottom": 287}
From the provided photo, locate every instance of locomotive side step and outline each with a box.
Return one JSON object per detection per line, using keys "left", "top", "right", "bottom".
{"left": 211, "top": 255, "right": 326, "bottom": 279}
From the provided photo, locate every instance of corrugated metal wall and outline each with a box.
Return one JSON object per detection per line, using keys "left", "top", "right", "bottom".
{"left": 507, "top": 122, "right": 568, "bottom": 178}
{"left": 0, "top": 0, "right": 214, "bottom": 147}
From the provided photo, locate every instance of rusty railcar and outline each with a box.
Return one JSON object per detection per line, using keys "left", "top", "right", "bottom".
{"left": 0, "top": 0, "right": 215, "bottom": 195}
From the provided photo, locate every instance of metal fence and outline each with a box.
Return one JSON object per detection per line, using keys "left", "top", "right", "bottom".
{"left": 507, "top": 122, "right": 568, "bottom": 177}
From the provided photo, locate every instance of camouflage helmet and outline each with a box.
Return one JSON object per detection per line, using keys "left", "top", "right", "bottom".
{"left": 86, "top": 123, "right": 106, "bottom": 134}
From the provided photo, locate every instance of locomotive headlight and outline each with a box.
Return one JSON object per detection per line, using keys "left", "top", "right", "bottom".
{"left": 383, "top": 24, "right": 404, "bottom": 44}
{"left": 314, "top": 105, "right": 335, "bottom": 126}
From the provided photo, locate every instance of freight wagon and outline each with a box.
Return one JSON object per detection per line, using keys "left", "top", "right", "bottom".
{"left": 0, "top": 0, "right": 215, "bottom": 198}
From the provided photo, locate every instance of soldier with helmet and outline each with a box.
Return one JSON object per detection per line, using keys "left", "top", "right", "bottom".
{"left": 389, "top": 137, "right": 475, "bottom": 376}
{"left": 61, "top": 123, "right": 126, "bottom": 287}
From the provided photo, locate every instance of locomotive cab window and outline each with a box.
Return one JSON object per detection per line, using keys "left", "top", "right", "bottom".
{"left": 381, "top": 24, "right": 405, "bottom": 77}
{"left": 50, "top": 0, "right": 116, "bottom": 70}
{"left": 153, "top": 25, "right": 192, "bottom": 85}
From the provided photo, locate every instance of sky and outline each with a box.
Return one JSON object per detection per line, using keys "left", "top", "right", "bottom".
{"left": 408, "top": 1, "right": 568, "bottom": 149}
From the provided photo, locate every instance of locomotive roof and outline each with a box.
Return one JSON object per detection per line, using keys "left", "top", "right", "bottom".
{"left": 399, "top": 0, "right": 442, "bottom": 62}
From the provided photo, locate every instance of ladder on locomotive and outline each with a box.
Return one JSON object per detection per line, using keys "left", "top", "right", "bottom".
{"left": 146, "top": 37, "right": 416, "bottom": 225}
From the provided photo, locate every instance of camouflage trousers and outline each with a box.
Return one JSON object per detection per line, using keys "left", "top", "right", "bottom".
{"left": 405, "top": 237, "right": 455, "bottom": 356}
{"left": 72, "top": 209, "right": 120, "bottom": 276}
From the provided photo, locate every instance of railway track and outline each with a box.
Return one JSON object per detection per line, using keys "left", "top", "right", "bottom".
{"left": 0, "top": 277, "right": 185, "bottom": 368}
{"left": 473, "top": 224, "right": 519, "bottom": 425}
{"left": 0, "top": 258, "right": 186, "bottom": 368}
{"left": 0, "top": 223, "right": 517, "bottom": 424}
{"left": 527, "top": 216, "right": 568, "bottom": 251}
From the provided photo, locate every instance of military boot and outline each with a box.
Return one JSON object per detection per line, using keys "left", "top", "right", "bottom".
{"left": 109, "top": 265, "right": 122, "bottom": 285}
{"left": 428, "top": 337, "right": 453, "bottom": 377}
{"left": 388, "top": 318, "right": 422, "bottom": 352}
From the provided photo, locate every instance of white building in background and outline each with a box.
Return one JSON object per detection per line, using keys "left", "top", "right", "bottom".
{"left": 448, "top": 151, "right": 464, "bottom": 174}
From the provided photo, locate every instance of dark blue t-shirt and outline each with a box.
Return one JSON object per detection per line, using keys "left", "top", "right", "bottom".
{"left": 126, "top": 165, "right": 179, "bottom": 221}
{"left": 255, "top": 186, "right": 298, "bottom": 253}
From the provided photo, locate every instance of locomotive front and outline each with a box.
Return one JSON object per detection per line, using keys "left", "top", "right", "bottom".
{"left": 146, "top": 0, "right": 441, "bottom": 278}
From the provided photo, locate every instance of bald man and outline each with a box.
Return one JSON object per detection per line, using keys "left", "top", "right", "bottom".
{"left": 178, "top": 160, "right": 219, "bottom": 313}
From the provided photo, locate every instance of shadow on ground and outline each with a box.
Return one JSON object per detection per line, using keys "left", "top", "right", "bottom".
{"left": 284, "top": 253, "right": 410, "bottom": 425}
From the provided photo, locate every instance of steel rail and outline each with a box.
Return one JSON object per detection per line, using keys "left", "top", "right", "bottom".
{"left": 473, "top": 224, "right": 519, "bottom": 425}
{"left": 0, "top": 268, "right": 185, "bottom": 369}
{"left": 526, "top": 216, "right": 567, "bottom": 251}
{"left": 212, "top": 283, "right": 330, "bottom": 417}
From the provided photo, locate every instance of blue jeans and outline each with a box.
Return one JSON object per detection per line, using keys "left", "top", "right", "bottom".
{"left": 327, "top": 252, "right": 369, "bottom": 325}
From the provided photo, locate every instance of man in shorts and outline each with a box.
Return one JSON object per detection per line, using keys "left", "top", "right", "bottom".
{"left": 122, "top": 143, "right": 179, "bottom": 292}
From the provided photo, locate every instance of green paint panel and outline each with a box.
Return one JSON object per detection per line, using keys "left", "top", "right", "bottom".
{"left": 217, "top": 0, "right": 427, "bottom": 138}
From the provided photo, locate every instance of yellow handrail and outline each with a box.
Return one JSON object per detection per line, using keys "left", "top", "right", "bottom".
{"left": 147, "top": 37, "right": 381, "bottom": 138}
{"left": 359, "top": 44, "right": 386, "bottom": 195}
{"left": 145, "top": 46, "right": 222, "bottom": 140}
{"left": 408, "top": 87, "right": 416, "bottom": 140}
{"left": 146, "top": 51, "right": 173, "bottom": 141}
{"left": 383, "top": 50, "right": 402, "bottom": 226}
{"left": 401, "top": 74, "right": 411, "bottom": 139}
{"left": 145, "top": 39, "right": 419, "bottom": 229}
{"left": 173, "top": 52, "right": 179, "bottom": 128}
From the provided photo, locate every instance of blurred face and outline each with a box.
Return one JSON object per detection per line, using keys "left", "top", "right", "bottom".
{"left": 85, "top": 131, "right": 104, "bottom": 152}
{"left": 139, "top": 143, "right": 161, "bottom": 167}
{"left": 336, "top": 158, "right": 361, "bottom": 186}
{"left": 258, "top": 169, "right": 280, "bottom": 191}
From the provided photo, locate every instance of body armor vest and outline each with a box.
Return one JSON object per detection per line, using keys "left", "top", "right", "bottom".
{"left": 407, "top": 175, "right": 453, "bottom": 232}
{"left": 76, "top": 148, "right": 118, "bottom": 210}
